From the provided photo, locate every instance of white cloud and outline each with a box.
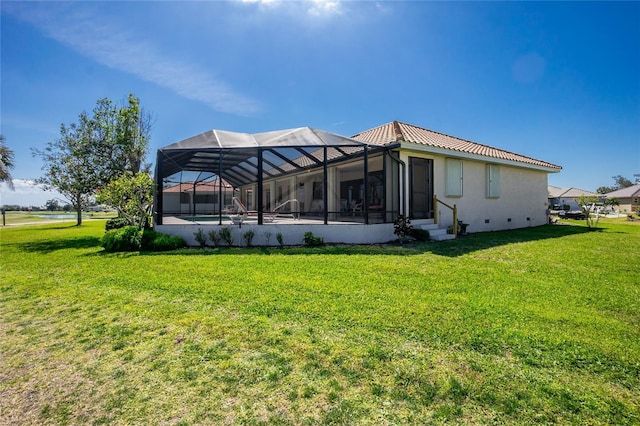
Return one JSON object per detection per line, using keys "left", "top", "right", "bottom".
{"left": 308, "top": 0, "right": 343, "bottom": 17}
{"left": 5, "top": 3, "right": 262, "bottom": 116}
{"left": 0, "top": 179, "right": 65, "bottom": 207}
{"left": 238, "top": 0, "right": 344, "bottom": 18}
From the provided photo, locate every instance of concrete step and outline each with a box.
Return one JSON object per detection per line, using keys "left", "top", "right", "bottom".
{"left": 412, "top": 219, "right": 435, "bottom": 226}
{"left": 420, "top": 223, "right": 439, "bottom": 231}
{"left": 425, "top": 227, "right": 456, "bottom": 241}
{"left": 430, "top": 233, "right": 456, "bottom": 241}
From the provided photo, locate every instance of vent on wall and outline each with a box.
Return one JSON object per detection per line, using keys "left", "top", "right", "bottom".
{"left": 485, "top": 219, "right": 490, "bottom": 224}
{"left": 507, "top": 218, "right": 512, "bottom": 222}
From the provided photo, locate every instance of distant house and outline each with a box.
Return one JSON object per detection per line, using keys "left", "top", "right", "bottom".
{"left": 548, "top": 186, "right": 599, "bottom": 211}
{"left": 162, "top": 179, "right": 234, "bottom": 216}
{"left": 154, "top": 121, "right": 561, "bottom": 245}
{"left": 604, "top": 184, "right": 640, "bottom": 213}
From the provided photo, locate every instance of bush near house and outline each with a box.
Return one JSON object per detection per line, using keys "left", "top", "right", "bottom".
{"left": 102, "top": 226, "right": 185, "bottom": 252}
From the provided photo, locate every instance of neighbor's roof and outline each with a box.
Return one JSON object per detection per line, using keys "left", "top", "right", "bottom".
{"left": 604, "top": 184, "right": 640, "bottom": 198}
{"left": 548, "top": 186, "right": 598, "bottom": 198}
{"left": 163, "top": 179, "right": 233, "bottom": 193}
{"left": 352, "top": 121, "right": 562, "bottom": 171}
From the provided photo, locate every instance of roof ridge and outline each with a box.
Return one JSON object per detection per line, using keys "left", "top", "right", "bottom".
{"left": 392, "top": 120, "right": 404, "bottom": 142}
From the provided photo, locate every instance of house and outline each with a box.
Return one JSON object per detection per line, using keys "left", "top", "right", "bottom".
{"left": 604, "top": 184, "right": 640, "bottom": 214}
{"left": 154, "top": 121, "right": 561, "bottom": 245}
{"left": 162, "top": 178, "right": 234, "bottom": 216}
{"left": 548, "top": 186, "right": 599, "bottom": 212}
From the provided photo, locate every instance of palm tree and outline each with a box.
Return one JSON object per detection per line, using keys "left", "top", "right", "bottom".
{"left": 0, "top": 135, "right": 16, "bottom": 190}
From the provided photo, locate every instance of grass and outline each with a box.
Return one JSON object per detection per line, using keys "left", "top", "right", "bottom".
{"left": 1, "top": 219, "right": 639, "bottom": 425}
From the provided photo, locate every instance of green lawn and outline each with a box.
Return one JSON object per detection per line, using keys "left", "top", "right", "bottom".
{"left": 1, "top": 220, "right": 638, "bottom": 425}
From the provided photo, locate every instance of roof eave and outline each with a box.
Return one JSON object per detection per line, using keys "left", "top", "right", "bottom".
{"left": 398, "top": 142, "right": 562, "bottom": 173}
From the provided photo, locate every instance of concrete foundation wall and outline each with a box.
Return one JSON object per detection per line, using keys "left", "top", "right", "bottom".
{"left": 156, "top": 222, "right": 398, "bottom": 247}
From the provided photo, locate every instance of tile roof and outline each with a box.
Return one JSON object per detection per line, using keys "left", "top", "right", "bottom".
{"left": 548, "top": 186, "right": 598, "bottom": 198}
{"left": 164, "top": 179, "right": 233, "bottom": 193}
{"left": 605, "top": 184, "right": 640, "bottom": 198}
{"left": 352, "top": 121, "right": 561, "bottom": 171}
{"left": 548, "top": 185, "right": 564, "bottom": 198}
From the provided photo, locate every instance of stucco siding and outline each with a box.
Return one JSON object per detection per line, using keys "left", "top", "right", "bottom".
{"left": 402, "top": 149, "right": 549, "bottom": 233}
{"left": 440, "top": 159, "right": 549, "bottom": 232}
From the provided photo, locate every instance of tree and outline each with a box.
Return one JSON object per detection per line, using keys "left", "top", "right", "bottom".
{"left": 95, "top": 172, "right": 154, "bottom": 229}
{"left": 92, "top": 94, "right": 152, "bottom": 180}
{"left": 0, "top": 135, "right": 15, "bottom": 190}
{"left": 578, "top": 195, "right": 602, "bottom": 230}
{"left": 613, "top": 175, "right": 633, "bottom": 189}
{"left": 32, "top": 94, "right": 153, "bottom": 226}
{"left": 577, "top": 195, "right": 620, "bottom": 230}
{"left": 45, "top": 199, "right": 61, "bottom": 211}
{"left": 33, "top": 115, "right": 102, "bottom": 226}
{"left": 597, "top": 175, "right": 634, "bottom": 194}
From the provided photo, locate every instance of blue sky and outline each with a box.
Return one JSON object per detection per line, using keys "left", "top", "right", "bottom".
{"left": 1, "top": 1, "right": 639, "bottom": 206}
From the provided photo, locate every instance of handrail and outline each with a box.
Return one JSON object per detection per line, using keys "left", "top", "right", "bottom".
{"left": 433, "top": 195, "right": 458, "bottom": 237}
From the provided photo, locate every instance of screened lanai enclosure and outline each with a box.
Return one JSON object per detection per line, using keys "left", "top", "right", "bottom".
{"left": 154, "top": 127, "right": 403, "bottom": 227}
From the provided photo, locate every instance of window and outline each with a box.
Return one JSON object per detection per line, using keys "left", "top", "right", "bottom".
{"left": 180, "top": 192, "right": 190, "bottom": 203}
{"left": 194, "top": 194, "right": 215, "bottom": 203}
{"left": 313, "top": 181, "right": 323, "bottom": 200}
{"left": 445, "top": 158, "right": 463, "bottom": 197}
{"left": 486, "top": 164, "right": 500, "bottom": 198}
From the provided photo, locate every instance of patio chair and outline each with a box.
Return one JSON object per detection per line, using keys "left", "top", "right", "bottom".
{"left": 232, "top": 197, "right": 252, "bottom": 215}
{"left": 351, "top": 200, "right": 363, "bottom": 216}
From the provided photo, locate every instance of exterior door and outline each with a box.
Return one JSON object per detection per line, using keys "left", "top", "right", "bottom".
{"left": 409, "top": 157, "right": 433, "bottom": 219}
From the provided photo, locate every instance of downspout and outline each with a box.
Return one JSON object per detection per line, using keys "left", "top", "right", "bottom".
{"left": 392, "top": 122, "right": 407, "bottom": 218}
{"left": 395, "top": 155, "right": 407, "bottom": 217}
{"left": 323, "top": 147, "right": 328, "bottom": 225}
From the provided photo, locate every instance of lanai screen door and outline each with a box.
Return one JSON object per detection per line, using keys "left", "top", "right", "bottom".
{"left": 409, "top": 157, "right": 433, "bottom": 219}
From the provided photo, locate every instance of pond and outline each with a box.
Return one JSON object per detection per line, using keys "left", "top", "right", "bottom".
{"left": 36, "top": 214, "right": 89, "bottom": 219}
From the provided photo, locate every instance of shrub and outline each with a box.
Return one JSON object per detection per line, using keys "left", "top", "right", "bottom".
{"left": 141, "top": 230, "right": 186, "bottom": 251}
{"left": 410, "top": 228, "right": 430, "bottom": 242}
{"left": 194, "top": 228, "right": 207, "bottom": 248}
{"left": 243, "top": 229, "right": 255, "bottom": 247}
{"left": 276, "top": 232, "right": 284, "bottom": 247}
{"left": 105, "top": 217, "right": 130, "bottom": 231}
{"left": 263, "top": 231, "right": 273, "bottom": 246}
{"left": 219, "top": 227, "right": 233, "bottom": 247}
{"left": 303, "top": 231, "right": 324, "bottom": 247}
{"left": 102, "top": 226, "right": 143, "bottom": 252}
{"left": 393, "top": 215, "right": 413, "bottom": 243}
{"left": 208, "top": 229, "right": 221, "bottom": 247}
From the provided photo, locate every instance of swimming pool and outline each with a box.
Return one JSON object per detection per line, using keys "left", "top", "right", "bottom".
{"left": 183, "top": 215, "right": 257, "bottom": 223}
